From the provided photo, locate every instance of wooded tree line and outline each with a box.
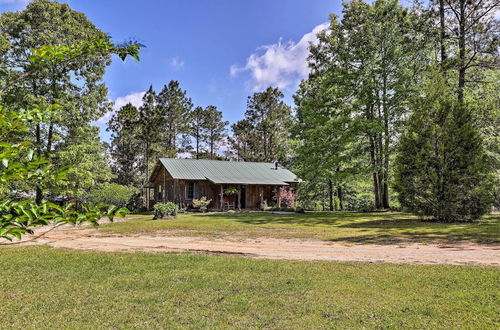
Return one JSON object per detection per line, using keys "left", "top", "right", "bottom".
{"left": 108, "top": 82, "right": 229, "bottom": 187}
{"left": 293, "top": 0, "right": 499, "bottom": 220}
{"left": 0, "top": 0, "right": 497, "bottom": 221}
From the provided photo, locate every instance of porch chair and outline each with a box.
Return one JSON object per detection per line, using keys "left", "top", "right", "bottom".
{"left": 223, "top": 196, "right": 235, "bottom": 210}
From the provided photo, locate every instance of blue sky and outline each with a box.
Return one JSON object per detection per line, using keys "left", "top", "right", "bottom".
{"left": 0, "top": 0, "right": 343, "bottom": 142}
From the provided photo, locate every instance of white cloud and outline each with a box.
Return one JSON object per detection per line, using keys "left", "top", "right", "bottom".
{"left": 230, "top": 23, "right": 328, "bottom": 91}
{"left": 98, "top": 91, "right": 145, "bottom": 124}
{"left": 169, "top": 56, "right": 185, "bottom": 70}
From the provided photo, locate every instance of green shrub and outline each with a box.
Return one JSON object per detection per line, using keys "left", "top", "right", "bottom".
{"left": 153, "top": 202, "right": 179, "bottom": 219}
{"left": 126, "top": 192, "right": 146, "bottom": 213}
{"left": 88, "top": 183, "right": 138, "bottom": 209}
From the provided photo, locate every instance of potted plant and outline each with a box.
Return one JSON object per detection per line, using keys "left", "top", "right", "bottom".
{"left": 224, "top": 187, "right": 238, "bottom": 196}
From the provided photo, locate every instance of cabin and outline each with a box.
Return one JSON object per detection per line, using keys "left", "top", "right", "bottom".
{"left": 144, "top": 158, "right": 301, "bottom": 210}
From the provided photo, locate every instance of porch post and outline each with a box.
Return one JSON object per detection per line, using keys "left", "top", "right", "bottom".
{"left": 276, "top": 186, "right": 281, "bottom": 208}
{"left": 220, "top": 185, "right": 224, "bottom": 211}
{"left": 259, "top": 186, "right": 264, "bottom": 210}
{"left": 163, "top": 169, "right": 166, "bottom": 203}
{"left": 237, "top": 185, "right": 241, "bottom": 211}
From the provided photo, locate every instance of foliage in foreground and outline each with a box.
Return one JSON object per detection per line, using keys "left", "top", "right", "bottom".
{"left": 0, "top": 39, "right": 142, "bottom": 240}
{"left": 0, "top": 246, "right": 497, "bottom": 329}
{"left": 394, "top": 72, "right": 497, "bottom": 222}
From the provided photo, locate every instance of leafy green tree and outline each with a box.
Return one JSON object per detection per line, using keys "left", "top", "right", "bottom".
{"left": 88, "top": 183, "right": 138, "bottom": 209}
{"left": 394, "top": 70, "right": 496, "bottom": 221}
{"left": 0, "top": 104, "right": 127, "bottom": 241}
{"left": 295, "top": 0, "right": 432, "bottom": 209}
{"left": 0, "top": 37, "right": 140, "bottom": 240}
{"left": 433, "top": 0, "right": 499, "bottom": 104}
{"left": 0, "top": 0, "right": 141, "bottom": 203}
{"left": 231, "top": 87, "right": 292, "bottom": 163}
{"left": 52, "top": 125, "right": 113, "bottom": 205}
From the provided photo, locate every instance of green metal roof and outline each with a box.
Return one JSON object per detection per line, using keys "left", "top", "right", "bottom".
{"left": 157, "top": 158, "right": 301, "bottom": 185}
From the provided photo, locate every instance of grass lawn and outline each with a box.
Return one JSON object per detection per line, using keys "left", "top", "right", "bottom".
{"left": 101, "top": 212, "right": 500, "bottom": 245}
{"left": 0, "top": 246, "right": 498, "bottom": 329}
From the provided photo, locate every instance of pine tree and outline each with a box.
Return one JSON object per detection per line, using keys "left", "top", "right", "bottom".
{"left": 394, "top": 70, "right": 496, "bottom": 222}
{"left": 231, "top": 87, "right": 292, "bottom": 162}
{"left": 157, "top": 80, "right": 192, "bottom": 156}
{"left": 189, "top": 106, "right": 208, "bottom": 159}
{"left": 108, "top": 103, "right": 143, "bottom": 186}
{"left": 203, "top": 105, "right": 228, "bottom": 159}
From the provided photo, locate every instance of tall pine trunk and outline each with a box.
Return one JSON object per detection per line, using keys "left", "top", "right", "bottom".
{"left": 382, "top": 74, "right": 390, "bottom": 209}
{"left": 457, "top": 0, "right": 466, "bottom": 104}
{"left": 370, "top": 134, "right": 382, "bottom": 209}
{"left": 328, "top": 179, "right": 334, "bottom": 211}
{"left": 439, "top": 0, "right": 447, "bottom": 66}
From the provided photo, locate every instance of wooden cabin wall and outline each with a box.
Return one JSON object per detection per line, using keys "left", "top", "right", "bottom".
{"left": 246, "top": 186, "right": 259, "bottom": 209}
{"left": 149, "top": 165, "right": 299, "bottom": 210}
{"left": 150, "top": 170, "right": 221, "bottom": 209}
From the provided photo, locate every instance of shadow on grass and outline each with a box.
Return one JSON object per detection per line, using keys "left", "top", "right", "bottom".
{"left": 198, "top": 211, "right": 414, "bottom": 227}
{"left": 196, "top": 212, "right": 500, "bottom": 245}
{"left": 328, "top": 218, "right": 500, "bottom": 245}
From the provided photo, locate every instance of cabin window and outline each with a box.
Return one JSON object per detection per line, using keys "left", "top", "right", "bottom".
{"left": 186, "top": 182, "right": 198, "bottom": 199}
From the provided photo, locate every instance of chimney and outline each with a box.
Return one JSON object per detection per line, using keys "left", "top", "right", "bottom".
{"left": 274, "top": 161, "right": 278, "bottom": 170}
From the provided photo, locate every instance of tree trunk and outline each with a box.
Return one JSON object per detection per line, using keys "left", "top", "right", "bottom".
{"left": 196, "top": 132, "right": 199, "bottom": 159}
{"left": 439, "top": 0, "right": 447, "bottom": 66}
{"left": 382, "top": 74, "right": 390, "bottom": 209}
{"left": 35, "top": 120, "right": 43, "bottom": 204}
{"left": 337, "top": 186, "right": 343, "bottom": 210}
{"left": 322, "top": 185, "right": 326, "bottom": 211}
{"left": 210, "top": 139, "right": 214, "bottom": 160}
{"left": 46, "top": 72, "right": 57, "bottom": 157}
{"left": 369, "top": 135, "right": 382, "bottom": 209}
{"left": 145, "top": 141, "right": 150, "bottom": 182}
{"left": 377, "top": 132, "right": 385, "bottom": 209}
{"left": 328, "top": 179, "right": 334, "bottom": 211}
{"left": 457, "top": 0, "right": 466, "bottom": 104}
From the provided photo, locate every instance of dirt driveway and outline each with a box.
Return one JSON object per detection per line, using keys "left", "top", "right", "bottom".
{"left": 14, "top": 224, "right": 499, "bottom": 266}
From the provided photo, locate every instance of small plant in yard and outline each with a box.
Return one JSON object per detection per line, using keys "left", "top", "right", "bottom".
{"left": 153, "top": 202, "right": 178, "bottom": 219}
{"left": 192, "top": 196, "right": 212, "bottom": 212}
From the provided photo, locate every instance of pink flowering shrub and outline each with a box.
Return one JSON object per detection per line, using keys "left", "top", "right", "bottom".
{"left": 278, "top": 187, "right": 295, "bottom": 208}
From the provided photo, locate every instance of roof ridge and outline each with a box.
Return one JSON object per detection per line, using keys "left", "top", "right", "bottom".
{"left": 159, "top": 158, "right": 277, "bottom": 165}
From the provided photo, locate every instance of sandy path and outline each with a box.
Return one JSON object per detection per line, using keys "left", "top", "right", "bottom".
{"left": 14, "top": 225, "right": 499, "bottom": 266}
